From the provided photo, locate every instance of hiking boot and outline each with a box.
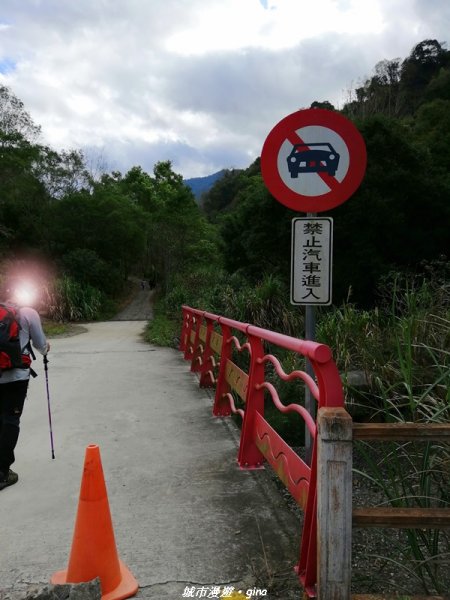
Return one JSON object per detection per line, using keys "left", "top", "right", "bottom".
{"left": 0, "top": 469, "right": 18, "bottom": 490}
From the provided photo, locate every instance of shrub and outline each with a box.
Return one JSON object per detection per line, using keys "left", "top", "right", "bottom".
{"left": 61, "top": 248, "right": 123, "bottom": 296}
{"left": 46, "top": 275, "right": 103, "bottom": 321}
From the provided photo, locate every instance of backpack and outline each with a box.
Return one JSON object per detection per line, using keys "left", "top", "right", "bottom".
{"left": 0, "top": 303, "right": 35, "bottom": 375}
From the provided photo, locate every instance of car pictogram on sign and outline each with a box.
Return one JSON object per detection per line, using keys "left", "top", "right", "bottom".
{"left": 287, "top": 142, "right": 340, "bottom": 178}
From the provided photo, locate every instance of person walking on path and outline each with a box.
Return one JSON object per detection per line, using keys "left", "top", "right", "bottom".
{"left": 0, "top": 279, "right": 50, "bottom": 491}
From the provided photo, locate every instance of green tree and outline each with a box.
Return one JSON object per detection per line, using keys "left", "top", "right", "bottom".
{"left": 0, "top": 85, "right": 41, "bottom": 142}
{"left": 343, "top": 59, "right": 402, "bottom": 118}
{"left": 147, "top": 161, "right": 221, "bottom": 291}
{"left": 61, "top": 248, "right": 121, "bottom": 296}
{"left": 331, "top": 114, "right": 450, "bottom": 305}
{"left": 36, "top": 147, "right": 91, "bottom": 199}
{"left": 217, "top": 172, "right": 294, "bottom": 281}
{"left": 399, "top": 39, "right": 450, "bottom": 113}
{"left": 0, "top": 86, "right": 91, "bottom": 253}
{"left": 423, "top": 66, "right": 450, "bottom": 102}
{"left": 310, "top": 100, "right": 336, "bottom": 111}
{"left": 0, "top": 131, "right": 51, "bottom": 251}
{"left": 414, "top": 99, "right": 450, "bottom": 179}
{"left": 48, "top": 187, "right": 147, "bottom": 283}
{"left": 119, "top": 166, "right": 163, "bottom": 213}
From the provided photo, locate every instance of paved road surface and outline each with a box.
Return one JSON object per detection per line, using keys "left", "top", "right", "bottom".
{"left": 0, "top": 296, "right": 302, "bottom": 599}
{"left": 113, "top": 284, "right": 154, "bottom": 321}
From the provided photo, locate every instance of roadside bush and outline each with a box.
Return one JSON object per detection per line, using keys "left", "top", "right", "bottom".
{"left": 215, "top": 273, "right": 303, "bottom": 337}
{"left": 144, "top": 307, "right": 179, "bottom": 347}
{"left": 316, "top": 302, "right": 385, "bottom": 373}
{"left": 46, "top": 275, "right": 103, "bottom": 321}
{"left": 61, "top": 248, "right": 123, "bottom": 296}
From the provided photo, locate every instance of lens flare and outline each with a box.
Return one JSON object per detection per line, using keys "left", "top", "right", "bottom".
{"left": 13, "top": 284, "right": 38, "bottom": 306}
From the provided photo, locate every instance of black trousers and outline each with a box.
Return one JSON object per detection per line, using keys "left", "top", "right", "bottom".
{"left": 0, "top": 380, "right": 29, "bottom": 475}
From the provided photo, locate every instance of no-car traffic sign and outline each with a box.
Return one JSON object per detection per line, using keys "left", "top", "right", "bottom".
{"left": 261, "top": 108, "right": 367, "bottom": 212}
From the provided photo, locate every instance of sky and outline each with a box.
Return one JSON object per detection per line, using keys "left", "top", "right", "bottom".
{"left": 0, "top": 0, "right": 449, "bottom": 180}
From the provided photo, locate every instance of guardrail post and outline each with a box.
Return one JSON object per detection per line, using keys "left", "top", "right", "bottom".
{"left": 190, "top": 312, "right": 205, "bottom": 373}
{"left": 316, "top": 407, "right": 353, "bottom": 600}
{"left": 184, "top": 313, "right": 202, "bottom": 363}
{"left": 199, "top": 317, "right": 216, "bottom": 388}
{"left": 183, "top": 314, "right": 196, "bottom": 361}
{"left": 179, "top": 306, "right": 190, "bottom": 352}
{"left": 213, "top": 322, "right": 232, "bottom": 416}
{"left": 238, "top": 332, "right": 265, "bottom": 469}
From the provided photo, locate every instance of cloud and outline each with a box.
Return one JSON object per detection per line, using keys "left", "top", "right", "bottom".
{"left": 0, "top": 0, "right": 449, "bottom": 178}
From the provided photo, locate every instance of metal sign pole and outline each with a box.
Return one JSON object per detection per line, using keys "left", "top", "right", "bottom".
{"left": 304, "top": 212, "right": 316, "bottom": 465}
{"left": 304, "top": 305, "right": 316, "bottom": 465}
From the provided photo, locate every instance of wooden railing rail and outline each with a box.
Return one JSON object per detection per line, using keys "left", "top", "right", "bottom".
{"left": 351, "top": 422, "right": 450, "bottom": 531}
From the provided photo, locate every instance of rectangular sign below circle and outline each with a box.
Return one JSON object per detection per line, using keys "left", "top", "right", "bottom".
{"left": 291, "top": 217, "right": 333, "bottom": 306}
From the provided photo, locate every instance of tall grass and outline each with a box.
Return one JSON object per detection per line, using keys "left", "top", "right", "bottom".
{"left": 152, "top": 270, "right": 304, "bottom": 348}
{"left": 358, "top": 310, "right": 449, "bottom": 594}
{"left": 219, "top": 273, "right": 303, "bottom": 337}
{"left": 45, "top": 275, "right": 103, "bottom": 321}
{"left": 319, "top": 269, "right": 450, "bottom": 595}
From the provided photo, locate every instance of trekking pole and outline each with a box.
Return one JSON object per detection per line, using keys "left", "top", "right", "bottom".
{"left": 43, "top": 355, "right": 55, "bottom": 459}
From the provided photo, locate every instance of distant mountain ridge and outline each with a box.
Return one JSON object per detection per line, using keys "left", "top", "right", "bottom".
{"left": 184, "top": 169, "right": 227, "bottom": 200}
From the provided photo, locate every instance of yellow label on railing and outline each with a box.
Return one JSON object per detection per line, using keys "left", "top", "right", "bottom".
{"left": 225, "top": 360, "right": 248, "bottom": 402}
{"left": 210, "top": 331, "right": 223, "bottom": 355}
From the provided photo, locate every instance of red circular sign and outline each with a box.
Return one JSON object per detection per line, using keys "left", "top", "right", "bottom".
{"left": 261, "top": 108, "right": 367, "bottom": 212}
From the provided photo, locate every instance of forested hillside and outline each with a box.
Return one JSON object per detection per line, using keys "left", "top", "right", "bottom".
{"left": 0, "top": 84, "right": 220, "bottom": 319}
{"left": 200, "top": 38, "right": 450, "bottom": 309}
{"left": 0, "top": 38, "right": 449, "bottom": 323}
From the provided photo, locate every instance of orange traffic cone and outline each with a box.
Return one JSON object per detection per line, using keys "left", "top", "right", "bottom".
{"left": 51, "top": 445, "right": 138, "bottom": 600}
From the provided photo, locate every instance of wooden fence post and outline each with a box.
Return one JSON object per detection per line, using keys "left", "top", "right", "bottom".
{"left": 316, "top": 407, "right": 353, "bottom": 600}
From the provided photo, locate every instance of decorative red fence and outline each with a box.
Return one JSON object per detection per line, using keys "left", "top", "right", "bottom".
{"left": 179, "top": 306, "right": 344, "bottom": 598}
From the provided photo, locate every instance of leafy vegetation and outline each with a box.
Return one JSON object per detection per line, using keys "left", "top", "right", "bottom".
{"left": 0, "top": 86, "right": 220, "bottom": 319}
{"left": 2, "top": 38, "right": 448, "bottom": 322}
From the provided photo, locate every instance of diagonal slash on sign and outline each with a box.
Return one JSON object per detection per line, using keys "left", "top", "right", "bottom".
{"left": 287, "top": 131, "right": 340, "bottom": 192}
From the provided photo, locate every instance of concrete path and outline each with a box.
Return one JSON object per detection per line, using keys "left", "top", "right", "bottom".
{"left": 113, "top": 286, "right": 154, "bottom": 321}
{"left": 0, "top": 319, "right": 302, "bottom": 599}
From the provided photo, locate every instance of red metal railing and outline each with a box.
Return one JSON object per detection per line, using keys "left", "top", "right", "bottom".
{"left": 179, "top": 305, "right": 344, "bottom": 597}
